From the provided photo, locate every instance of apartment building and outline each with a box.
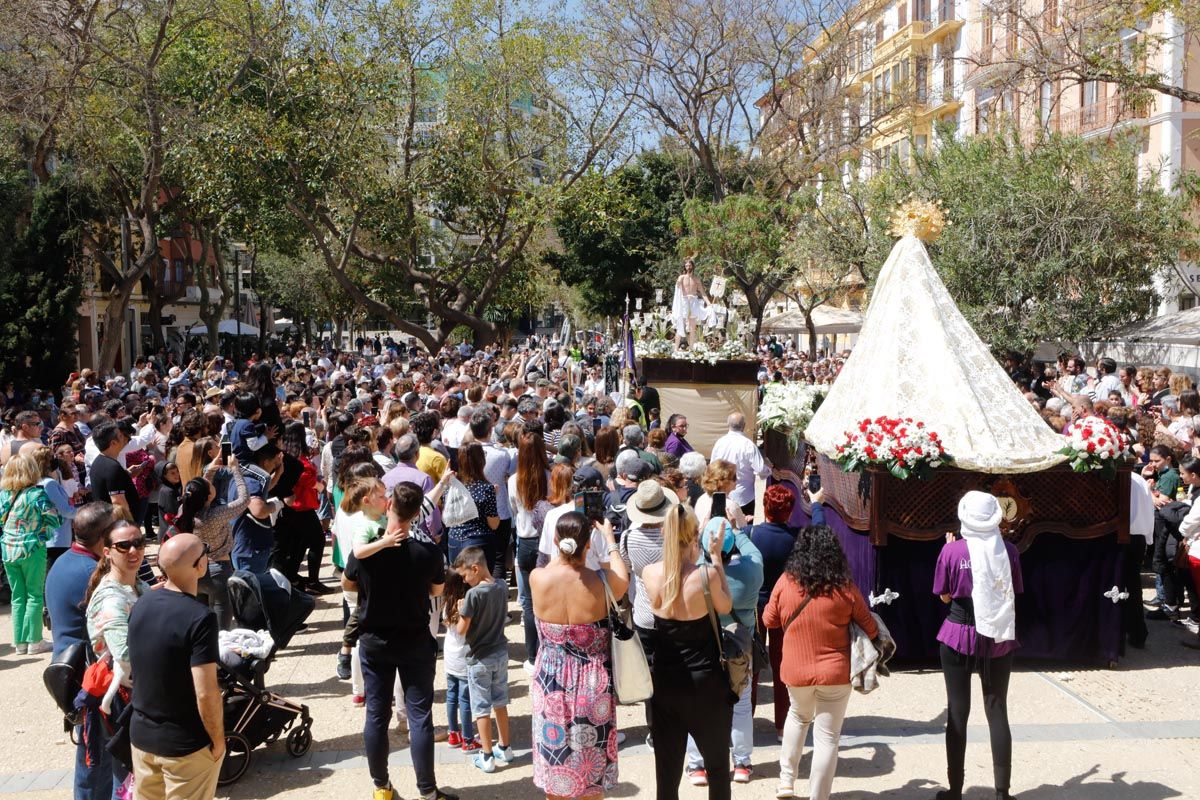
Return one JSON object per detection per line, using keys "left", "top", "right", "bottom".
{"left": 762, "top": 0, "right": 1200, "bottom": 314}
{"left": 957, "top": 1, "right": 1200, "bottom": 313}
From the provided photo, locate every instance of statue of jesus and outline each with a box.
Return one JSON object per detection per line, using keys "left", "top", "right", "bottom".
{"left": 671, "top": 258, "right": 710, "bottom": 347}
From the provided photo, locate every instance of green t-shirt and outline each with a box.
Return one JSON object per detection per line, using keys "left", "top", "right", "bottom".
{"left": 1156, "top": 467, "right": 1181, "bottom": 499}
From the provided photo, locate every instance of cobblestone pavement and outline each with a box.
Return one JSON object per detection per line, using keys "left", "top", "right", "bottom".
{"left": 1, "top": 574, "right": 1196, "bottom": 800}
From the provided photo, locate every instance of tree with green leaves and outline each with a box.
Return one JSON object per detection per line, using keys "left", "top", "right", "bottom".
{"left": 869, "top": 129, "right": 1198, "bottom": 353}
{"left": 0, "top": 165, "right": 89, "bottom": 391}
{"left": 548, "top": 150, "right": 698, "bottom": 318}
{"left": 780, "top": 181, "right": 890, "bottom": 357}
{"left": 195, "top": 0, "right": 634, "bottom": 351}
{"left": 0, "top": 0, "right": 259, "bottom": 373}
{"left": 675, "top": 192, "right": 799, "bottom": 341}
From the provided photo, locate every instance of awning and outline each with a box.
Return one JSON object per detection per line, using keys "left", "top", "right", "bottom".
{"left": 761, "top": 306, "right": 863, "bottom": 335}
{"left": 188, "top": 320, "right": 261, "bottom": 336}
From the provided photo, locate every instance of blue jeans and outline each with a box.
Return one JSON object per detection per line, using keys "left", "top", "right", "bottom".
{"left": 445, "top": 674, "right": 475, "bottom": 740}
{"left": 448, "top": 536, "right": 494, "bottom": 571}
{"left": 516, "top": 536, "right": 539, "bottom": 662}
{"left": 75, "top": 708, "right": 127, "bottom": 800}
{"left": 232, "top": 550, "right": 270, "bottom": 575}
{"left": 360, "top": 632, "right": 438, "bottom": 794}
{"left": 198, "top": 560, "right": 234, "bottom": 630}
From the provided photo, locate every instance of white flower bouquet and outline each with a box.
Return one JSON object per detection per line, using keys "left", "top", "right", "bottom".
{"left": 1057, "top": 416, "right": 1131, "bottom": 477}
{"left": 758, "top": 383, "right": 829, "bottom": 449}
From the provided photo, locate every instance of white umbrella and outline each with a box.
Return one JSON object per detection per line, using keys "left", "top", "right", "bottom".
{"left": 189, "top": 320, "right": 261, "bottom": 336}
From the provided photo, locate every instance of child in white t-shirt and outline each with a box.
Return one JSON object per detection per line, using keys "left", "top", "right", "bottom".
{"left": 442, "top": 571, "right": 479, "bottom": 751}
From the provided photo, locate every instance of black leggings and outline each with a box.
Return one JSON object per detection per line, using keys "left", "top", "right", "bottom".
{"left": 649, "top": 666, "right": 733, "bottom": 800}
{"left": 275, "top": 507, "right": 324, "bottom": 583}
{"left": 940, "top": 643, "right": 1012, "bottom": 794}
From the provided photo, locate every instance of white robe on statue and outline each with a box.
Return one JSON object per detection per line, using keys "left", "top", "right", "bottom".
{"left": 671, "top": 283, "right": 708, "bottom": 335}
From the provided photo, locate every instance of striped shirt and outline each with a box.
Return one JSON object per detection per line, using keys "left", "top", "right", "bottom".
{"left": 620, "top": 524, "right": 665, "bottom": 630}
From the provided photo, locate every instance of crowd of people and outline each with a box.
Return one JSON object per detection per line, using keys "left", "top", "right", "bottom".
{"left": 0, "top": 332, "right": 1195, "bottom": 800}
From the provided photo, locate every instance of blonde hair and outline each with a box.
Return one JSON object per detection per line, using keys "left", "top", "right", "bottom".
{"left": 388, "top": 415, "right": 410, "bottom": 440}
{"left": 1, "top": 454, "right": 42, "bottom": 492}
{"left": 28, "top": 445, "right": 54, "bottom": 477}
{"left": 340, "top": 476, "right": 384, "bottom": 514}
{"left": 701, "top": 459, "right": 736, "bottom": 494}
{"left": 1170, "top": 372, "right": 1194, "bottom": 397}
{"left": 660, "top": 503, "right": 699, "bottom": 611}
{"left": 609, "top": 406, "right": 630, "bottom": 431}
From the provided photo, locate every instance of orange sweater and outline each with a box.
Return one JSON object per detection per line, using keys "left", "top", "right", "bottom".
{"left": 762, "top": 575, "right": 878, "bottom": 687}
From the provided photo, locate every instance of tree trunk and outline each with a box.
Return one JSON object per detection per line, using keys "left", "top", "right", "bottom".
{"left": 146, "top": 282, "right": 167, "bottom": 353}
{"left": 98, "top": 245, "right": 158, "bottom": 374}
{"left": 745, "top": 291, "right": 767, "bottom": 343}
{"left": 98, "top": 286, "right": 132, "bottom": 375}
{"left": 805, "top": 310, "right": 818, "bottom": 359}
{"left": 196, "top": 235, "right": 229, "bottom": 358}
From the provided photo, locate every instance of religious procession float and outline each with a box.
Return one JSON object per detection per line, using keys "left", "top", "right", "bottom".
{"left": 765, "top": 199, "right": 1132, "bottom": 664}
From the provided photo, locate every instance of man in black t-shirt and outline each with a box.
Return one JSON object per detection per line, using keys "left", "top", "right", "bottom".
{"left": 89, "top": 421, "right": 139, "bottom": 521}
{"left": 127, "top": 533, "right": 224, "bottom": 800}
{"left": 343, "top": 482, "right": 455, "bottom": 800}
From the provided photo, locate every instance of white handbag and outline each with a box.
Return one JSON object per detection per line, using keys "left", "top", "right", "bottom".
{"left": 599, "top": 571, "right": 653, "bottom": 704}
{"left": 442, "top": 477, "right": 479, "bottom": 527}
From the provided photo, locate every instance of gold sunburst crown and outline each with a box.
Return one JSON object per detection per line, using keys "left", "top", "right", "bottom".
{"left": 888, "top": 196, "right": 950, "bottom": 243}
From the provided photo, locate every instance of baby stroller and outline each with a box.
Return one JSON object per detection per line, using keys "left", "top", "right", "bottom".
{"left": 218, "top": 570, "right": 317, "bottom": 785}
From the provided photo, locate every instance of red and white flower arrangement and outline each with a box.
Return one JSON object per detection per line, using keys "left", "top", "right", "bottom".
{"left": 1058, "top": 415, "right": 1131, "bottom": 476}
{"left": 835, "top": 416, "right": 952, "bottom": 480}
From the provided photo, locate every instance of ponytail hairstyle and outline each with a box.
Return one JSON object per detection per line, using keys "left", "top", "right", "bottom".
{"left": 83, "top": 520, "right": 142, "bottom": 607}
{"left": 554, "top": 511, "right": 589, "bottom": 564}
{"left": 175, "top": 478, "right": 213, "bottom": 533}
{"left": 660, "top": 503, "right": 699, "bottom": 611}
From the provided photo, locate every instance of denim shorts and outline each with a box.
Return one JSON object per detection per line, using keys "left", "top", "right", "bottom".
{"left": 466, "top": 650, "right": 509, "bottom": 718}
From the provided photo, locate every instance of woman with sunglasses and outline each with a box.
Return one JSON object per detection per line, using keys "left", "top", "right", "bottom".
{"left": 84, "top": 520, "right": 151, "bottom": 680}
{"left": 83, "top": 520, "right": 147, "bottom": 799}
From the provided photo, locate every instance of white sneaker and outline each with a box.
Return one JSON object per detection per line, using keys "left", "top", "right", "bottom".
{"left": 13, "top": 644, "right": 27, "bottom": 655}
{"left": 1174, "top": 618, "right": 1200, "bottom": 634}
{"left": 776, "top": 783, "right": 796, "bottom": 798}
{"left": 492, "top": 745, "right": 514, "bottom": 765}
{"left": 27, "top": 640, "right": 51, "bottom": 655}
{"left": 522, "top": 660, "right": 536, "bottom": 678}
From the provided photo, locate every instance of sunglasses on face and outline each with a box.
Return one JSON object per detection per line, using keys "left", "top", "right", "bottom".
{"left": 111, "top": 537, "right": 147, "bottom": 553}
{"left": 192, "top": 541, "right": 211, "bottom": 568}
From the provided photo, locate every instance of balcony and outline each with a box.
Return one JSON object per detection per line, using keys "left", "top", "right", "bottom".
{"left": 875, "top": 21, "right": 929, "bottom": 65}
{"left": 962, "top": 45, "right": 1017, "bottom": 89}
{"left": 1056, "top": 97, "right": 1150, "bottom": 136}
{"left": 924, "top": 13, "right": 963, "bottom": 43}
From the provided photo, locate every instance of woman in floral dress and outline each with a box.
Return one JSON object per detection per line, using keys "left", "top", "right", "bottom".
{"left": 529, "top": 512, "right": 629, "bottom": 799}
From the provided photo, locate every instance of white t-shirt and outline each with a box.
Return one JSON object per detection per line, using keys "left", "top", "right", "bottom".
{"left": 537, "top": 502, "right": 610, "bottom": 571}
{"left": 444, "top": 625, "right": 469, "bottom": 678}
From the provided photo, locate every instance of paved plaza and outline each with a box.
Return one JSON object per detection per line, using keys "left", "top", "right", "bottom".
{"left": 0, "top": 575, "right": 1196, "bottom": 800}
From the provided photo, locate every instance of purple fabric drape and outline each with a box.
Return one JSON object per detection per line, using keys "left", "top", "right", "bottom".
{"left": 774, "top": 480, "right": 1124, "bottom": 663}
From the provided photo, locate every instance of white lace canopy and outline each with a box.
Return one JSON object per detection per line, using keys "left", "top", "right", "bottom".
{"left": 805, "top": 235, "right": 1067, "bottom": 473}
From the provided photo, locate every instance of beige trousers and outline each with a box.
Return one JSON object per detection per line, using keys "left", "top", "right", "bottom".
{"left": 778, "top": 683, "right": 852, "bottom": 800}
{"left": 132, "top": 744, "right": 223, "bottom": 800}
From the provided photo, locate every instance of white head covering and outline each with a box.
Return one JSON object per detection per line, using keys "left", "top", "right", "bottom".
{"left": 957, "top": 491, "right": 1016, "bottom": 643}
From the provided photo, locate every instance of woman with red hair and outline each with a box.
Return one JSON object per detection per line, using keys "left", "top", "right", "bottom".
{"left": 749, "top": 483, "right": 803, "bottom": 739}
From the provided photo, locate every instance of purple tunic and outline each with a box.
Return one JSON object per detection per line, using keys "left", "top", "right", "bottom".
{"left": 662, "top": 432, "right": 694, "bottom": 458}
{"left": 932, "top": 538, "right": 1024, "bottom": 657}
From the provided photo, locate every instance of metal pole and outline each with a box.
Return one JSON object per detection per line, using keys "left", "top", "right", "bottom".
{"left": 234, "top": 250, "right": 242, "bottom": 366}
